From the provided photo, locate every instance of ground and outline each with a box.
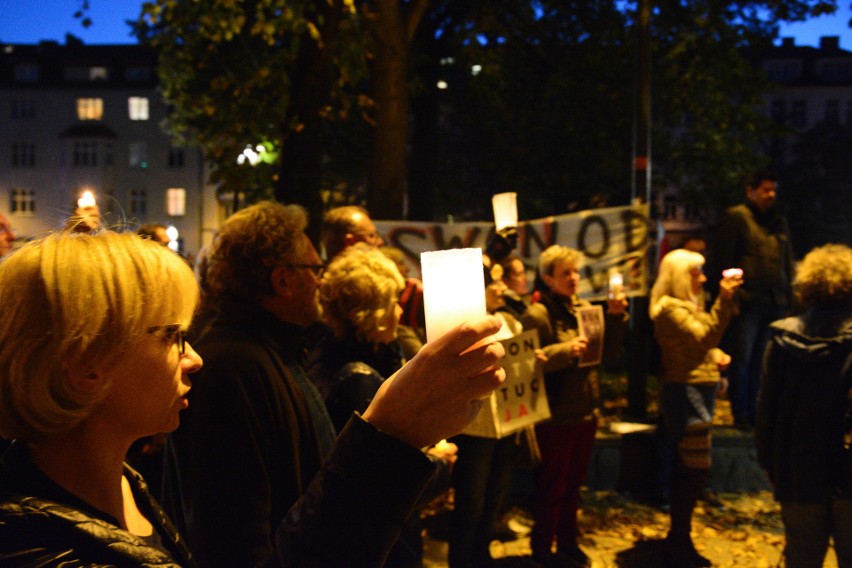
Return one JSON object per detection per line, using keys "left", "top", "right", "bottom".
{"left": 422, "top": 490, "right": 840, "bottom": 567}
{"left": 418, "top": 374, "right": 842, "bottom": 567}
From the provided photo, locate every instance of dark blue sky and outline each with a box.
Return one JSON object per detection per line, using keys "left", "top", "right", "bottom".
{"left": 0, "top": 0, "right": 849, "bottom": 48}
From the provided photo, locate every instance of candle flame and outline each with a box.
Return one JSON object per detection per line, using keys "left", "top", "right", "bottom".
{"left": 77, "top": 190, "right": 96, "bottom": 209}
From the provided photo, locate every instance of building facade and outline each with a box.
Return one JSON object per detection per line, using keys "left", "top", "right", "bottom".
{"left": 0, "top": 40, "right": 220, "bottom": 257}
{"left": 656, "top": 35, "right": 852, "bottom": 253}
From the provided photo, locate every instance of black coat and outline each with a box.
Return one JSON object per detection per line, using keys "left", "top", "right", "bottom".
{"left": 161, "top": 302, "right": 325, "bottom": 568}
{"left": 755, "top": 306, "right": 852, "bottom": 502}
{"left": 0, "top": 441, "right": 194, "bottom": 567}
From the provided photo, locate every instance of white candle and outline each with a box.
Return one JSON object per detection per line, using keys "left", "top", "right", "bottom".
{"left": 421, "top": 248, "right": 486, "bottom": 343}
{"left": 491, "top": 192, "right": 518, "bottom": 231}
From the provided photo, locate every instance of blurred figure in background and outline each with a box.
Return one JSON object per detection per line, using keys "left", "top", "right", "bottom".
{"left": 499, "top": 254, "right": 531, "bottom": 320}
{"left": 756, "top": 243, "right": 852, "bottom": 568}
{"left": 650, "top": 249, "right": 742, "bottom": 567}
{"left": 321, "top": 205, "right": 384, "bottom": 261}
{"left": 0, "top": 214, "right": 15, "bottom": 258}
{"left": 522, "top": 245, "right": 628, "bottom": 567}
{"left": 448, "top": 258, "right": 525, "bottom": 568}
{"left": 713, "top": 172, "right": 793, "bottom": 430}
{"left": 138, "top": 223, "right": 170, "bottom": 247}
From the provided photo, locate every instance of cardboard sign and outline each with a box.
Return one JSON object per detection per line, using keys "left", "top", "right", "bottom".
{"left": 462, "top": 329, "right": 551, "bottom": 439}
{"left": 577, "top": 305, "right": 605, "bottom": 368}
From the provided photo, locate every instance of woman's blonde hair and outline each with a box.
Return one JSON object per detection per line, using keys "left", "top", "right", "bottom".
{"left": 538, "top": 245, "right": 583, "bottom": 277}
{"left": 319, "top": 244, "right": 404, "bottom": 341}
{"left": 794, "top": 243, "right": 852, "bottom": 309}
{"left": 649, "top": 248, "right": 705, "bottom": 319}
{"left": 0, "top": 231, "right": 198, "bottom": 441}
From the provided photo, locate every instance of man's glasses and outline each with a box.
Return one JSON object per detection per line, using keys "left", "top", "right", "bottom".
{"left": 147, "top": 324, "right": 187, "bottom": 355}
{"left": 284, "top": 263, "right": 326, "bottom": 278}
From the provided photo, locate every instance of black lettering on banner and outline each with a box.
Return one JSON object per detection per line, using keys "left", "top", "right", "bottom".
{"left": 620, "top": 209, "right": 649, "bottom": 252}
{"left": 519, "top": 220, "right": 557, "bottom": 258}
{"left": 508, "top": 342, "right": 520, "bottom": 356}
{"left": 387, "top": 226, "right": 429, "bottom": 264}
{"left": 583, "top": 265, "right": 608, "bottom": 294}
{"left": 431, "top": 225, "right": 482, "bottom": 251}
{"left": 530, "top": 377, "right": 539, "bottom": 393}
{"left": 577, "top": 215, "right": 609, "bottom": 259}
{"left": 523, "top": 337, "right": 535, "bottom": 352}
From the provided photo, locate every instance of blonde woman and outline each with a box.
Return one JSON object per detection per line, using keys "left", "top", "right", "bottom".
{"left": 0, "top": 231, "right": 507, "bottom": 566}
{"left": 650, "top": 248, "right": 742, "bottom": 567}
{"left": 309, "top": 243, "right": 409, "bottom": 430}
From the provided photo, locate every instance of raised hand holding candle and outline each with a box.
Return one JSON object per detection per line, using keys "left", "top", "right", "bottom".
{"left": 491, "top": 192, "right": 518, "bottom": 231}
{"left": 421, "top": 248, "right": 486, "bottom": 343}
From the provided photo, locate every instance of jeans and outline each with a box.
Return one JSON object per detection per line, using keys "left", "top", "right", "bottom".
{"left": 724, "top": 302, "right": 785, "bottom": 425}
{"left": 781, "top": 500, "right": 852, "bottom": 568}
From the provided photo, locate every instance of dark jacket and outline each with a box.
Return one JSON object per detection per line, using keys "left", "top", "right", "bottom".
{"left": 755, "top": 306, "right": 852, "bottom": 502}
{"left": 0, "top": 441, "right": 194, "bottom": 567}
{"left": 0, "top": 421, "right": 437, "bottom": 568}
{"left": 713, "top": 201, "right": 793, "bottom": 307}
{"left": 162, "top": 302, "right": 326, "bottom": 568}
{"left": 520, "top": 291, "right": 628, "bottom": 424}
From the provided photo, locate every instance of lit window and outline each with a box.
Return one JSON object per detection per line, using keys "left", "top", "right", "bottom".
{"left": 77, "top": 98, "right": 104, "bottom": 120}
{"left": 129, "top": 142, "right": 148, "bottom": 168}
{"left": 89, "top": 66, "right": 108, "bottom": 81}
{"left": 10, "top": 188, "right": 35, "bottom": 216}
{"left": 131, "top": 189, "right": 147, "bottom": 217}
{"left": 128, "top": 97, "right": 149, "bottom": 120}
{"left": 11, "top": 143, "right": 35, "bottom": 167}
{"left": 166, "top": 188, "right": 186, "bottom": 217}
{"left": 73, "top": 141, "right": 98, "bottom": 166}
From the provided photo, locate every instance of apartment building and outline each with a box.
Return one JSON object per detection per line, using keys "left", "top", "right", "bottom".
{"left": 0, "top": 40, "right": 219, "bottom": 256}
{"left": 657, "top": 35, "right": 852, "bottom": 249}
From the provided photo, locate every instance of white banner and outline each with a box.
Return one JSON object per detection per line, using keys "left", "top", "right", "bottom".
{"left": 375, "top": 204, "right": 649, "bottom": 301}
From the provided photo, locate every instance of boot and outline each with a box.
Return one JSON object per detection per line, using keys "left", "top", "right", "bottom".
{"left": 667, "top": 465, "right": 711, "bottom": 567}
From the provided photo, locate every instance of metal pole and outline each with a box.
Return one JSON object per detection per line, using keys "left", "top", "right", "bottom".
{"left": 626, "top": 0, "right": 652, "bottom": 421}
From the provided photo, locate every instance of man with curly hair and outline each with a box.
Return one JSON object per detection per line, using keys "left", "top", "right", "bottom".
{"left": 756, "top": 243, "right": 852, "bottom": 568}
{"left": 162, "top": 201, "right": 337, "bottom": 567}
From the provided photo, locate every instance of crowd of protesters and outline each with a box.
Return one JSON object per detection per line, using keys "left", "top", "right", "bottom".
{"left": 0, "top": 170, "right": 850, "bottom": 568}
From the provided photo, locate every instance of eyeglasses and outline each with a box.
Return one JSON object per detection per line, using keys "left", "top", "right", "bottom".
{"left": 283, "top": 263, "right": 326, "bottom": 278}
{"left": 147, "top": 324, "right": 187, "bottom": 355}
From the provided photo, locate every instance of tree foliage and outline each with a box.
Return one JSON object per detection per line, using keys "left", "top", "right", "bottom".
{"left": 132, "top": 0, "right": 843, "bottom": 226}
{"left": 135, "top": 0, "right": 367, "bottom": 232}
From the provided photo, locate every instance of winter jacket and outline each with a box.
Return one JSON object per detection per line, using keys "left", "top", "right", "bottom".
{"left": 712, "top": 201, "right": 793, "bottom": 307}
{"left": 653, "top": 294, "right": 734, "bottom": 385}
{"left": 0, "top": 441, "right": 194, "bottom": 567}
{"left": 161, "top": 302, "right": 329, "bottom": 568}
{"left": 521, "top": 291, "right": 627, "bottom": 424}
{"left": 755, "top": 306, "right": 852, "bottom": 502}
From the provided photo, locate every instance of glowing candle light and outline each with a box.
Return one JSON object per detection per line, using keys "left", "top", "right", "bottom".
{"left": 421, "top": 248, "right": 486, "bottom": 343}
{"left": 491, "top": 192, "right": 517, "bottom": 231}
{"left": 77, "top": 190, "right": 96, "bottom": 209}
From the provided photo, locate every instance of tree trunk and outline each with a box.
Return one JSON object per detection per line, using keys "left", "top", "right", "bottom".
{"left": 367, "top": 0, "right": 429, "bottom": 220}
{"left": 276, "top": 0, "right": 344, "bottom": 244}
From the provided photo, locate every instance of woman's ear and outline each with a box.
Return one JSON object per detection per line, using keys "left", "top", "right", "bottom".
{"left": 67, "top": 370, "right": 107, "bottom": 395}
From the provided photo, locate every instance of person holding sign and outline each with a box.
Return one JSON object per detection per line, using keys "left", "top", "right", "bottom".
{"left": 448, "top": 258, "right": 531, "bottom": 568}
{"left": 521, "top": 245, "right": 628, "bottom": 567}
{"left": 650, "top": 249, "right": 742, "bottom": 567}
